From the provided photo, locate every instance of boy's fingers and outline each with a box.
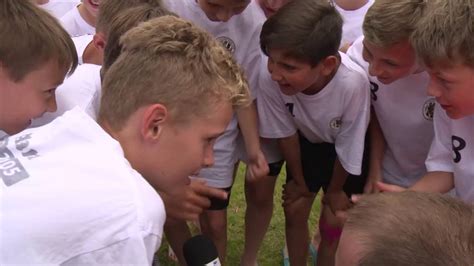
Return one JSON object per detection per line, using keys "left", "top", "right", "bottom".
{"left": 351, "top": 194, "right": 363, "bottom": 203}
{"left": 190, "top": 180, "right": 228, "bottom": 200}
{"left": 335, "top": 210, "right": 349, "bottom": 223}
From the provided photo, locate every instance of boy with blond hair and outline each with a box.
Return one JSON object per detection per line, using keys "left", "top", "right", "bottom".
{"left": 336, "top": 191, "right": 474, "bottom": 266}
{"left": 346, "top": 0, "right": 433, "bottom": 193}
{"left": 258, "top": 0, "right": 370, "bottom": 265}
{"left": 162, "top": 0, "right": 270, "bottom": 264}
{"left": 0, "top": 15, "right": 250, "bottom": 264}
{"left": 379, "top": 0, "right": 474, "bottom": 204}
{"left": 0, "top": 0, "right": 77, "bottom": 137}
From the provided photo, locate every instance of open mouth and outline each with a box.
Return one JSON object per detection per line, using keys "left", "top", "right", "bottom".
{"left": 88, "top": 0, "right": 100, "bottom": 8}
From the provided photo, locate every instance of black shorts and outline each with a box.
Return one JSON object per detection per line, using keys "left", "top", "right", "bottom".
{"left": 286, "top": 133, "right": 369, "bottom": 196}
{"left": 208, "top": 186, "right": 232, "bottom": 210}
{"left": 268, "top": 160, "right": 284, "bottom": 177}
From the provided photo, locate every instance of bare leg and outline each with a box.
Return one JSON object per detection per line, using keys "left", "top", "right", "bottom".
{"left": 241, "top": 170, "right": 278, "bottom": 265}
{"left": 316, "top": 205, "right": 343, "bottom": 266}
{"left": 284, "top": 195, "right": 316, "bottom": 266}
{"left": 164, "top": 218, "right": 192, "bottom": 266}
{"left": 199, "top": 209, "right": 228, "bottom": 264}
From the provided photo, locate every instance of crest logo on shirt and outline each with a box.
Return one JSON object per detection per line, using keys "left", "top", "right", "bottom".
{"left": 217, "top": 36, "right": 236, "bottom": 54}
{"left": 422, "top": 98, "right": 436, "bottom": 121}
{"left": 330, "top": 117, "right": 342, "bottom": 130}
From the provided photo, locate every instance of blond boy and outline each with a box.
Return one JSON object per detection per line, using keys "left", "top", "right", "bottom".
{"left": 0, "top": 0, "right": 77, "bottom": 137}
{"left": 378, "top": 0, "right": 474, "bottom": 204}
{"left": 0, "top": 15, "right": 249, "bottom": 264}
{"left": 346, "top": 0, "right": 432, "bottom": 194}
{"left": 336, "top": 191, "right": 474, "bottom": 265}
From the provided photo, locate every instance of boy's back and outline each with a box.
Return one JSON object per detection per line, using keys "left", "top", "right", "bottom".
{"left": 1, "top": 109, "right": 165, "bottom": 264}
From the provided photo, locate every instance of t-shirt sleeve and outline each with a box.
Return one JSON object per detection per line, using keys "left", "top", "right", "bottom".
{"left": 257, "top": 60, "right": 297, "bottom": 139}
{"left": 62, "top": 233, "right": 161, "bottom": 265}
{"left": 425, "top": 103, "right": 454, "bottom": 172}
{"left": 335, "top": 74, "right": 371, "bottom": 175}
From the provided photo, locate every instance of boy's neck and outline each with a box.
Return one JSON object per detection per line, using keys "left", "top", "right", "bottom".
{"left": 334, "top": 0, "right": 369, "bottom": 11}
{"left": 302, "top": 58, "right": 340, "bottom": 96}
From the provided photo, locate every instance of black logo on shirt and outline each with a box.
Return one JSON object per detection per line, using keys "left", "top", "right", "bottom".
{"left": 370, "top": 82, "right": 379, "bottom": 101}
{"left": 422, "top": 98, "right": 436, "bottom": 121}
{"left": 216, "top": 36, "right": 236, "bottom": 54}
{"left": 330, "top": 117, "right": 342, "bottom": 130}
{"left": 452, "top": 135, "right": 466, "bottom": 163}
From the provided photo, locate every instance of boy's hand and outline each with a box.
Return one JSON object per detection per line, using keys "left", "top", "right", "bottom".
{"left": 246, "top": 149, "right": 269, "bottom": 181}
{"left": 159, "top": 179, "right": 228, "bottom": 221}
{"left": 323, "top": 190, "right": 352, "bottom": 215}
{"left": 282, "top": 180, "right": 312, "bottom": 206}
{"left": 376, "top": 181, "right": 406, "bottom": 193}
{"left": 364, "top": 174, "right": 381, "bottom": 194}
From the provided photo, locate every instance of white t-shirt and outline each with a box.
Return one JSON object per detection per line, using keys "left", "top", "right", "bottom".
{"left": 347, "top": 37, "right": 434, "bottom": 187}
{"left": 334, "top": 0, "right": 374, "bottom": 49}
{"left": 60, "top": 6, "right": 96, "bottom": 37}
{"left": 163, "top": 0, "right": 267, "bottom": 187}
{"left": 39, "top": 0, "right": 80, "bottom": 19}
{"left": 0, "top": 108, "right": 165, "bottom": 264}
{"left": 258, "top": 53, "right": 370, "bottom": 175}
{"left": 72, "top": 34, "right": 94, "bottom": 65}
{"left": 31, "top": 63, "right": 102, "bottom": 127}
{"left": 425, "top": 104, "right": 474, "bottom": 203}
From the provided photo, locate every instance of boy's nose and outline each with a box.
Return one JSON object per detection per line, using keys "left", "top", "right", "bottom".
{"left": 368, "top": 61, "right": 383, "bottom": 77}
{"left": 427, "top": 78, "right": 442, "bottom": 98}
{"left": 47, "top": 96, "right": 58, "bottom": 113}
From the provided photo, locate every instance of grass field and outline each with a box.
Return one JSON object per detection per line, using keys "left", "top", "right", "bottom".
{"left": 158, "top": 164, "right": 323, "bottom": 265}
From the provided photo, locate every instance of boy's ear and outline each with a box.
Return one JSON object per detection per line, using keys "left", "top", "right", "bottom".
{"left": 321, "top": 55, "right": 339, "bottom": 76}
{"left": 141, "top": 104, "right": 169, "bottom": 141}
{"left": 92, "top": 32, "right": 107, "bottom": 51}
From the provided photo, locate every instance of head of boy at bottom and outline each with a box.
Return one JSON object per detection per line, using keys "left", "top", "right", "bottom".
{"left": 195, "top": 0, "right": 251, "bottom": 22}
{"left": 260, "top": 0, "right": 343, "bottom": 96}
{"left": 335, "top": 191, "right": 474, "bottom": 266}
{"left": 361, "top": 0, "right": 426, "bottom": 85}
{"left": 0, "top": 0, "right": 77, "bottom": 135}
{"left": 97, "top": 16, "right": 251, "bottom": 191}
{"left": 411, "top": 0, "right": 474, "bottom": 120}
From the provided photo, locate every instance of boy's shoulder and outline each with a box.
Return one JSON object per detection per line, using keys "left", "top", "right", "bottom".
{"left": 333, "top": 52, "right": 370, "bottom": 90}
{"left": 1, "top": 108, "right": 164, "bottom": 263}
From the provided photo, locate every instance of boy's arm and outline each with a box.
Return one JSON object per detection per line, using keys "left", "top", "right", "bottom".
{"left": 323, "top": 158, "right": 352, "bottom": 214}
{"left": 278, "top": 133, "right": 312, "bottom": 205}
{"left": 377, "top": 171, "right": 454, "bottom": 193}
{"left": 237, "top": 101, "right": 269, "bottom": 180}
{"left": 365, "top": 110, "right": 386, "bottom": 193}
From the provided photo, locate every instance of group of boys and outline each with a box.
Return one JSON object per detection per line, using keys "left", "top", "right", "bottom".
{"left": 0, "top": 0, "right": 473, "bottom": 265}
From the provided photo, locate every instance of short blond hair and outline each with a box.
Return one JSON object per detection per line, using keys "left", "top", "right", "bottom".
{"left": 0, "top": 0, "right": 77, "bottom": 81}
{"left": 345, "top": 191, "right": 474, "bottom": 266}
{"left": 99, "top": 16, "right": 250, "bottom": 130}
{"left": 96, "top": 0, "right": 163, "bottom": 36}
{"left": 411, "top": 0, "right": 474, "bottom": 68}
{"left": 363, "top": 0, "right": 426, "bottom": 47}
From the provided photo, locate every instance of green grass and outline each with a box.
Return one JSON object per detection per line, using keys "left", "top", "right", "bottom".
{"left": 158, "top": 164, "right": 322, "bottom": 265}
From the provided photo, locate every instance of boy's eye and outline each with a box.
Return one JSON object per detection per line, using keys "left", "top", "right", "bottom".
{"left": 384, "top": 60, "right": 398, "bottom": 67}
{"left": 281, "top": 63, "right": 297, "bottom": 71}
